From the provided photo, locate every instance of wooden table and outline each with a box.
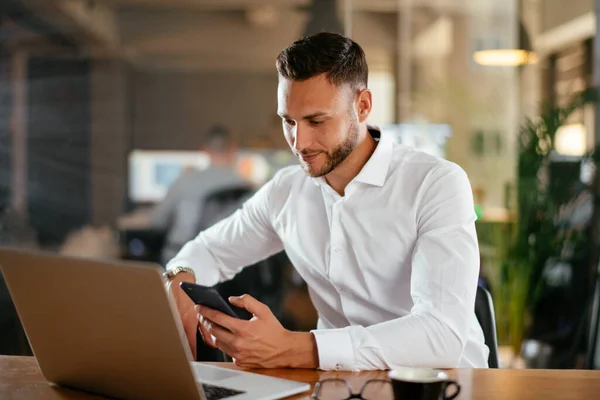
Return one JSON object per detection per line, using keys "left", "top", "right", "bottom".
{"left": 2, "top": 356, "right": 600, "bottom": 399}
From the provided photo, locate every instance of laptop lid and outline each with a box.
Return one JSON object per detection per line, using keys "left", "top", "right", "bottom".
{"left": 0, "top": 247, "right": 204, "bottom": 400}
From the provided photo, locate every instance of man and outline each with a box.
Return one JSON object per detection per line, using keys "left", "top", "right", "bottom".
{"left": 149, "top": 125, "right": 249, "bottom": 264}
{"left": 165, "top": 32, "right": 489, "bottom": 370}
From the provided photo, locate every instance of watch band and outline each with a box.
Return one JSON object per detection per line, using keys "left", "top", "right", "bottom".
{"left": 164, "top": 266, "right": 196, "bottom": 281}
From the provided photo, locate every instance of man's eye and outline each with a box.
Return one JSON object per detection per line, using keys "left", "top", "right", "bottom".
{"left": 284, "top": 119, "right": 296, "bottom": 126}
{"left": 309, "top": 120, "right": 324, "bottom": 126}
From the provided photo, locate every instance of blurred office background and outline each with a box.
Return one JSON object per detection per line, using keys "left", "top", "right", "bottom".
{"left": 3, "top": 0, "right": 600, "bottom": 370}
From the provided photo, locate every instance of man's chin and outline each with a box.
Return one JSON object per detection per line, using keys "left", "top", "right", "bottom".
{"left": 301, "top": 163, "right": 328, "bottom": 178}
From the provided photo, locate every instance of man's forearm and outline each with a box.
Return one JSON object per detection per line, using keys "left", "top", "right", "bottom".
{"left": 282, "top": 332, "right": 319, "bottom": 369}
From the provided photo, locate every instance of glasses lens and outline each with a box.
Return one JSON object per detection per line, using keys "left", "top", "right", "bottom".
{"left": 315, "top": 379, "right": 352, "bottom": 400}
{"left": 361, "top": 380, "right": 393, "bottom": 400}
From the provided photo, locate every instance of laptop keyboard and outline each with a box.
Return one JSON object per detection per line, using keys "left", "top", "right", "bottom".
{"left": 201, "top": 383, "right": 245, "bottom": 400}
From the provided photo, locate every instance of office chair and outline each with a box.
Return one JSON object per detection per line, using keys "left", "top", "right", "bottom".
{"left": 197, "top": 186, "right": 254, "bottom": 231}
{"left": 475, "top": 285, "right": 500, "bottom": 368}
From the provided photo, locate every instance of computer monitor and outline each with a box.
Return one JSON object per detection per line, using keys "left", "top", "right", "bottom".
{"left": 128, "top": 150, "right": 211, "bottom": 204}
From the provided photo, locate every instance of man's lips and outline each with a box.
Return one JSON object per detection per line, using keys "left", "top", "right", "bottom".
{"left": 300, "top": 152, "right": 321, "bottom": 162}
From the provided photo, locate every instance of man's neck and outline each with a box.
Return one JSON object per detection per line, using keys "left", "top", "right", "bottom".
{"left": 324, "top": 125, "right": 376, "bottom": 196}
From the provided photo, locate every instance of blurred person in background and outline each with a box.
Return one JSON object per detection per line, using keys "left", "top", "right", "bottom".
{"left": 164, "top": 32, "right": 488, "bottom": 370}
{"left": 149, "top": 125, "right": 249, "bottom": 264}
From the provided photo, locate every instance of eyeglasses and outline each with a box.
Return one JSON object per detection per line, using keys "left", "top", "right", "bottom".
{"left": 311, "top": 378, "right": 393, "bottom": 400}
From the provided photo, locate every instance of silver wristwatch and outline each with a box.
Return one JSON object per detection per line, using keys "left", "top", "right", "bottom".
{"left": 164, "top": 266, "right": 196, "bottom": 281}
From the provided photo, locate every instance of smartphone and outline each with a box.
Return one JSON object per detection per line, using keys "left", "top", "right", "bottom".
{"left": 179, "top": 282, "right": 240, "bottom": 319}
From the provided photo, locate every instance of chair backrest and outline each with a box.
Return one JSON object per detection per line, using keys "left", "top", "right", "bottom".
{"left": 475, "top": 285, "right": 500, "bottom": 368}
{"left": 196, "top": 186, "right": 253, "bottom": 232}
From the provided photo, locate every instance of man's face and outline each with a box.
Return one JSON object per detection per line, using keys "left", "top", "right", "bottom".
{"left": 277, "top": 74, "right": 359, "bottom": 177}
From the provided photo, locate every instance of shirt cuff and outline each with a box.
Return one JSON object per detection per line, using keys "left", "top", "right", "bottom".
{"left": 311, "top": 328, "right": 355, "bottom": 370}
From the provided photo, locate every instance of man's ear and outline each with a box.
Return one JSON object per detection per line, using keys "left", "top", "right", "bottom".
{"left": 356, "top": 88, "right": 372, "bottom": 123}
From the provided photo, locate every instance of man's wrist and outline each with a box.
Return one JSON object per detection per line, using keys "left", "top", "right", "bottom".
{"left": 284, "top": 331, "right": 319, "bottom": 369}
{"left": 170, "top": 272, "right": 195, "bottom": 284}
{"left": 165, "top": 266, "right": 196, "bottom": 282}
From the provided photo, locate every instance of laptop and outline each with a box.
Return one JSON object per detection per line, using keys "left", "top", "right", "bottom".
{"left": 0, "top": 247, "right": 310, "bottom": 400}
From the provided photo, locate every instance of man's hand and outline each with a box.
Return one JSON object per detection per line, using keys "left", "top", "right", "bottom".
{"left": 165, "top": 272, "right": 199, "bottom": 358}
{"left": 197, "top": 294, "right": 319, "bottom": 369}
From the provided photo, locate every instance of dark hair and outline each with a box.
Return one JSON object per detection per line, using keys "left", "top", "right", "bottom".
{"left": 204, "top": 124, "right": 233, "bottom": 152}
{"left": 276, "top": 32, "right": 368, "bottom": 90}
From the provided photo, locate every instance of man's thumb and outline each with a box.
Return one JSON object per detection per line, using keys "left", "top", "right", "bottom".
{"left": 229, "top": 294, "right": 268, "bottom": 318}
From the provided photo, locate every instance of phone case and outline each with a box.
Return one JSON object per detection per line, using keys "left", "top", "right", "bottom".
{"left": 179, "top": 282, "right": 239, "bottom": 319}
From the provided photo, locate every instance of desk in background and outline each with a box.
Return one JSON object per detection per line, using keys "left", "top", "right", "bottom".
{"left": 2, "top": 356, "right": 600, "bottom": 399}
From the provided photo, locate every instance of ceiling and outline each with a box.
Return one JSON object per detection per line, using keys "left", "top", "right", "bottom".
{"left": 100, "top": 0, "right": 311, "bottom": 10}
{"left": 12, "top": 0, "right": 514, "bottom": 72}
{"left": 96, "top": 0, "right": 508, "bottom": 13}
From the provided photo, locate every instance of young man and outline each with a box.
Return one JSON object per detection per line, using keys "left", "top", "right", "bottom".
{"left": 164, "top": 32, "right": 489, "bottom": 370}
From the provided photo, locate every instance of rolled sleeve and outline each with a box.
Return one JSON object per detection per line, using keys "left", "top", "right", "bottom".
{"left": 311, "top": 328, "right": 355, "bottom": 370}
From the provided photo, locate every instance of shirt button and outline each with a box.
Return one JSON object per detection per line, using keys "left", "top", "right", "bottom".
{"left": 334, "top": 248, "right": 341, "bottom": 253}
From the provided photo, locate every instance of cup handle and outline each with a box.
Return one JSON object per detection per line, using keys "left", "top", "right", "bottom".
{"left": 443, "top": 380, "right": 461, "bottom": 400}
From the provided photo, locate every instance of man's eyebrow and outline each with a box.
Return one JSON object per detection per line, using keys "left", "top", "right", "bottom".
{"left": 302, "top": 112, "right": 329, "bottom": 120}
{"left": 277, "top": 112, "right": 330, "bottom": 120}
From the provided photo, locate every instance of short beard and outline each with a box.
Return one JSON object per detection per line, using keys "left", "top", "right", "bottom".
{"left": 303, "top": 116, "right": 359, "bottom": 178}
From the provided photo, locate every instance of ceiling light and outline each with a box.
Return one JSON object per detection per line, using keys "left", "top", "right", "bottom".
{"left": 473, "top": 22, "right": 537, "bottom": 67}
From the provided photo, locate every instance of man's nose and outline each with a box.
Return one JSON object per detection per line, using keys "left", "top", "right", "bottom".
{"left": 293, "top": 124, "right": 312, "bottom": 153}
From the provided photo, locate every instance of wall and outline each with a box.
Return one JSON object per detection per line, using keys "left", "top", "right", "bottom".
{"left": 90, "top": 59, "right": 130, "bottom": 226}
{"left": 131, "top": 70, "right": 282, "bottom": 150}
{"left": 0, "top": 49, "right": 11, "bottom": 213}
{"left": 27, "top": 56, "right": 92, "bottom": 245}
{"left": 541, "top": 0, "right": 592, "bottom": 33}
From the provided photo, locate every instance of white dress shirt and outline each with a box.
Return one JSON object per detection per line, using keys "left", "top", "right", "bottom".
{"left": 167, "top": 129, "right": 489, "bottom": 370}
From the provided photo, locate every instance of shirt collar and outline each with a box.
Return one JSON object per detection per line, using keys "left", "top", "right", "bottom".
{"left": 310, "top": 127, "right": 393, "bottom": 188}
{"left": 353, "top": 127, "right": 393, "bottom": 187}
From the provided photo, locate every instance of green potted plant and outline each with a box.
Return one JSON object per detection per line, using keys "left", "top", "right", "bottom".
{"left": 487, "top": 87, "right": 600, "bottom": 366}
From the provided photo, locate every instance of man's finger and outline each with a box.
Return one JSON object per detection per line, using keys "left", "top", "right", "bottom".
{"left": 215, "top": 340, "right": 237, "bottom": 359}
{"left": 228, "top": 294, "right": 269, "bottom": 318}
{"left": 198, "top": 316, "right": 218, "bottom": 348}
{"left": 196, "top": 305, "right": 243, "bottom": 332}
{"left": 201, "top": 321, "right": 238, "bottom": 358}
{"left": 206, "top": 322, "right": 236, "bottom": 345}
